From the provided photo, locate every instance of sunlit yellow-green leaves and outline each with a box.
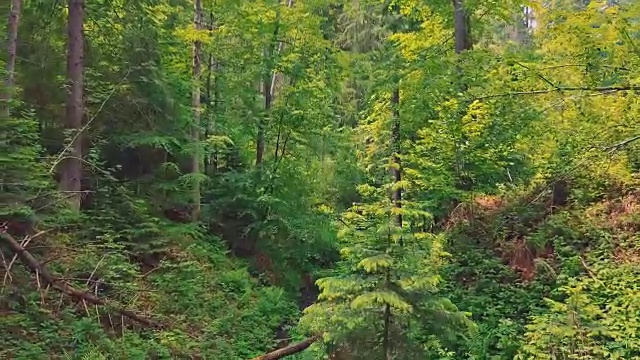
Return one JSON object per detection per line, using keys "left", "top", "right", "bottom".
{"left": 351, "top": 291, "right": 413, "bottom": 313}
{"left": 357, "top": 254, "right": 393, "bottom": 273}
{"left": 520, "top": 263, "right": 640, "bottom": 359}
{"left": 389, "top": 9, "right": 448, "bottom": 61}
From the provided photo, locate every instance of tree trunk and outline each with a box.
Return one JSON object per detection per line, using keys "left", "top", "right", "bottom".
{"left": 255, "top": 0, "right": 293, "bottom": 166}
{"left": 452, "top": 0, "right": 472, "bottom": 54}
{"left": 269, "top": 0, "right": 293, "bottom": 100}
{"left": 59, "top": 0, "right": 85, "bottom": 212}
{"left": 204, "top": 12, "right": 218, "bottom": 176}
{"left": 255, "top": 72, "right": 270, "bottom": 165}
{"left": 382, "top": 85, "right": 401, "bottom": 360}
{"left": 204, "top": 51, "right": 213, "bottom": 174}
{"left": 204, "top": 11, "right": 219, "bottom": 175}
{"left": 191, "top": 0, "right": 203, "bottom": 221}
{"left": 382, "top": 302, "right": 392, "bottom": 359}
{"left": 250, "top": 335, "right": 320, "bottom": 360}
{"left": 1, "top": 0, "right": 21, "bottom": 120}
{"left": 452, "top": 0, "right": 472, "bottom": 187}
{"left": 255, "top": 24, "right": 277, "bottom": 166}
{"left": 391, "top": 87, "right": 402, "bottom": 233}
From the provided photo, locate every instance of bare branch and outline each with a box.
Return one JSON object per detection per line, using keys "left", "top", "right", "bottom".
{"left": 0, "top": 231, "right": 163, "bottom": 329}
{"left": 474, "top": 85, "right": 640, "bottom": 100}
{"left": 579, "top": 256, "right": 604, "bottom": 286}
{"left": 49, "top": 70, "right": 131, "bottom": 174}
{"left": 514, "top": 61, "right": 558, "bottom": 89}
{"left": 2, "top": 230, "right": 45, "bottom": 285}
{"left": 536, "top": 64, "right": 630, "bottom": 72}
{"left": 603, "top": 134, "right": 640, "bottom": 152}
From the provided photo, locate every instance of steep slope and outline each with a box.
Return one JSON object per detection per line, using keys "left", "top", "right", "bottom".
{"left": 441, "top": 180, "right": 640, "bottom": 358}
{"left": 0, "top": 221, "right": 300, "bottom": 359}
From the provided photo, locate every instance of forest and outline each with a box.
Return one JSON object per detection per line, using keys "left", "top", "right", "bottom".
{"left": 1, "top": 0, "right": 639, "bottom": 359}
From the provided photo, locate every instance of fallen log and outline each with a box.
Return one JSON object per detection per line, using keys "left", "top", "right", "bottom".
{"left": 0, "top": 232, "right": 163, "bottom": 329}
{"left": 250, "top": 335, "right": 321, "bottom": 360}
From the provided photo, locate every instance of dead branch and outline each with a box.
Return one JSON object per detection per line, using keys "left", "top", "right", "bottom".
{"left": 1, "top": 249, "right": 11, "bottom": 283}
{"left": 0, "top": 231, "right": 163, "bottom": 329}
{"left": 603, "top": 134, "right": 640, "bottom": 152}
{"left": 579, "top": 256, "right": 604, "bottom": 286}
{"left": 3, "top": 231, "right": 40, "bottom": 285}
{"left": 49, "top": 70, "right": 131, "bottom": 174}
{"left": 474, "top": 85, "right": 640, "bottom": 100}
{"left": 250, "top": 335, "right": 321, "bottom": 360}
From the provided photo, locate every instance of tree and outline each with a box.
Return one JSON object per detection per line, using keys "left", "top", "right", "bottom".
{"left": 0, "top": 0, "right": 52, "bottom": 224}
{"left": 1, "top": 0, "right": 21, "bottom": 120}
{"left": 300, "top": 3, "right": 473, "bottom": 359}
{"left": 256, "top": 0, "right": 294, "bottom": 165}
{"left": 191, "top": 0, "right": 203, "bottom": 221}
{"left": 59, "top": 0, "right": 85, "bottom": 212}
{"left": 452, "top": 0, "right": 472, "bottom": 54}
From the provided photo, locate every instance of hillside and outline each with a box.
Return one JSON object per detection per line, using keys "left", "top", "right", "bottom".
{"left": 443, "top": 184, "right": 640, "bottom": 359}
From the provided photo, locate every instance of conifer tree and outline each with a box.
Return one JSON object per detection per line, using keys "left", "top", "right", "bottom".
{"left": 58, "top": 0, "right": 85, "bottom": 212}
{"left": 301, "top": 5, "right": 473, "bottom": 358}
{"left": 1, "top": 0, "right": 50, "bottom": 225}
{"left": 1, "top": 0, "right": 20, "bottom": 120}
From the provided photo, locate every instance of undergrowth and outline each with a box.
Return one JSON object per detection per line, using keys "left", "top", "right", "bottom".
{"left": 441, "top": 179, "right": 640, "bottom": 359}
{"left": 0, "top": 231, "right": 299, "bottom": 359}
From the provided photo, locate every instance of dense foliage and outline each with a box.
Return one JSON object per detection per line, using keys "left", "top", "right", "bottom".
{"left": 1, "top": 0, "right": 639, "bottom": 359}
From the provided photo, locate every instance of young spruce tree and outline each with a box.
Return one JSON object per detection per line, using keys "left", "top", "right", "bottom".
{"left": 301, "top": 3, "right": 473, "bottom": 355}
{"left": 301, "top": 119, "right": 473, "bottom": 358}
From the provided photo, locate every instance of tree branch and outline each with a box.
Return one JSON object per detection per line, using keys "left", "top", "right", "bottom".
{"left": 579, "top": 256, "right": 604, "bottom": 286}
{"left": 474, "top": 85, "right": 640, "bottom": 100}
{"left": 250, "top": 335, "right": 321, "bottom": 360}
{"left": 536, "top": 64, "right": 630, "bottom": 72}
{"left": 514, "top": 61, "right": 558, "bottom": 89}
{"left": 603, "top": 134, "right": 640, "bottom": 152}
{"left": 0, "top": 231, "right": 163, "bottom": 329}
{"left": 49, "top": 69, "right": 130, "bottom": 174}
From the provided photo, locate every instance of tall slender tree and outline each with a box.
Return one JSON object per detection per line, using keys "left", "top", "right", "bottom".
{"left": 451, "top": 0, "right": 472, "bottom": 187}
{"left": 256, "top": 0, "right": 293, "bottom": 166}
{"left": 59, "top": 0, "right": 85, "bottom": 212}
{"left": 384, "top": 85, "right": 401, "bottom": 360}
{"left": 1, "top": 0, "right": 21, "bottom": 120}
{"left": 191, "top": 0, "right": 203, "bottom": 221}
{"left": 385, "top": 4, "right": 403, "bottom": 356}
{"left": 204, "top": 11, "right": 219, "bottom": 175}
